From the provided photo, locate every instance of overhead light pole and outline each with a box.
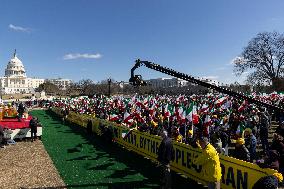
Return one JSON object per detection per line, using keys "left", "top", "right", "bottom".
{"left": 107, "top": 78, "right": 112, "bottom": 97}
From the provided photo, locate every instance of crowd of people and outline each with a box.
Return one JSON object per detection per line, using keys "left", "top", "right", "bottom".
{"left": 50, "top": 93, "right": 284, "bottom": 175}
{"left": 1, "top": 93, "right": 283, "bottom": 189}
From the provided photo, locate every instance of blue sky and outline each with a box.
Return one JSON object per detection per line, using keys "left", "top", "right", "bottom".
{"left": 1, "top": 0, "right": 284, "bottom": 84}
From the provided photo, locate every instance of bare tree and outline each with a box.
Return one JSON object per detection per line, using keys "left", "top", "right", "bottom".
{"left": 233, "top": 31, "right": 284, "bottom": 87}
{"left": 36, "top": 82, "right": 59, "bottom": 95}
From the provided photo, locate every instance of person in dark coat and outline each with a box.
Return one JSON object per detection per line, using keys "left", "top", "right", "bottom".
{"left": 233, "top": 138, "right": 250, "bottom": 162}
{"left": 259, "top": 112, "right": 270, "bottom": 154}
{"left": 244, "top": 128, "right": 257, "bottom": 162}
{"left": 29, "top": 117, "right": 38, "bottom": 142}
{"left": 157, "top": 130, "right": 174, "bottom": 189}
{"left": 17, "top": 102, "right": 25, "bottom": 122}
{"left": 270, "top": 133, "right": 284, "bottom": 174}
{"left": 0, "top": 126, "right": 4, "bottom": 148}
{"left": 257, "top": 150, "right": 280, "bottom": 171}
{"left": 276, "top": 122, "right": 284, "bottom": 138}
{"left": 61, "top": 107, "right": 69, "bottom": 124}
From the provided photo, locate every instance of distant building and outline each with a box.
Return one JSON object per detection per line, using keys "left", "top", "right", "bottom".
{"left": 144, "top": 77, "right": 219, "bottom": 88}
{"left": 0, "top": 50, "right": 44, "bottom": 94}
{"left": 145, "top": 78, "right": 188, "bottom": 88}
{"left": 199, "top": 77, "right": 219, "bottom": 86}
{"left": 45, "top": 78, "right": 72, "bottom": 90}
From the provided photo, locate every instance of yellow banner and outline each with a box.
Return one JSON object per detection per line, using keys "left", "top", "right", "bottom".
{"left": 111, "top": 125, "right": 276, "bottom": 189}
{"left": 52, "top": 108, "right": 277, "bottom": 189}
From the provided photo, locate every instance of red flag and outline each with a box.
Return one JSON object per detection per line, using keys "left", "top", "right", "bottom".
{"left": 238, "top": 100, "right": 248, "bottom": 112}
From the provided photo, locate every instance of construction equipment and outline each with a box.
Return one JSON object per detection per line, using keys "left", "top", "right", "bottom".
{"left": 129, "top": 59, "right": 284, "bottom": 112}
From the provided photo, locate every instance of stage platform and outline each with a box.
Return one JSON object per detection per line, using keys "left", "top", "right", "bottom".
{"left": 0, "top": 117, "right": 42, "bottom": 139}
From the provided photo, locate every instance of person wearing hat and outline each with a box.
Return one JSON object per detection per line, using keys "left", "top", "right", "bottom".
{"left": 186, "top": 129, "right": 198, "bottom": 148}
{"left": 193, "top": 137, "right": 222, "bottom": 189}
{"left": 252, "top": 172, "right": 283, "bottom": 189}
{"left": 172, "top": 126, "right": 182, "bottom": 143}
{"left": 233, "top": 138, "right": 250, "bottom": 162}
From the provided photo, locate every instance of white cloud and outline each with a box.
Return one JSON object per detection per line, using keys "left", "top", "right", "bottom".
{"left": 231, "top": 71, "right": 250, "bottom": 75}
{"left": 63, "top": 53, "right": 102, "bottom": 60}
{"left": 9, "top": 24, "right": 31, "bottom": 33}
{"left": 201, "top": 76, "right": 219, "bottom": 80}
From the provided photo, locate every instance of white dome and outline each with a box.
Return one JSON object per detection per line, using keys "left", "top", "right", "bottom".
{"left": 5, "top": 53, "right": 26, "bottom": 77}
{"left": 8, "top": 56, "right": 24, "bottom": 66}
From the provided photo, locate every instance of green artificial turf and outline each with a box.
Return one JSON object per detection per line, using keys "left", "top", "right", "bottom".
{"left": 31, "top": 110, "right": 203, "bottom": 189}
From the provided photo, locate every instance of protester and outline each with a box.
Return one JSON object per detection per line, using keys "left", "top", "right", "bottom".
{"left": 270, "top": 133, "right": 284, "bottom": 173}
{"left": 193, "top": 137, "right": 222, "bottom": 189}
{"left": 49, "top": 92, "right": 282, "bottom": 163}
{"left": 186, "top": 129, "right": 198, "bottom": 148}
{"left": 29, "top": 116, "right": 38, "bottom": 142}
{"left": 17, "top": 102, "right": 25, "bottom": 122}
{"left": 259, "top": 111, "right": 270, "bottom": 154}
{"left": 276, "top": 122, "right": 284, "bottom": 138}
{"left": 233, "top": 138, "right": 250, "bottom": 162}
{"left": 252, "top": 173, "right": 283, "bottom": 189}
{"left": 0, "top": 125, "right": 4, "bottom": 148}
{"left": 257, "top": 150, "right": 280, "bottom": 171}
{"left": 244, "top": 128, "right": 257, "bottom": 162}
{"left": 172, "top": 126, "right": 183, "bottom": 143}
{"left": 61, "top": 107, "right": 69, "bottom": 124}
{"left": 157, "top": 130, "right": 174, "bottom": 189}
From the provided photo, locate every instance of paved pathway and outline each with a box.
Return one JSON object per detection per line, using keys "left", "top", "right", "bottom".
{"left": 0, "top": 140, "right": 65, "bottom": 189}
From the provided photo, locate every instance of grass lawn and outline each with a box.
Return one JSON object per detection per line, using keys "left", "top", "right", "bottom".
{"left": 31, "top": 110, "right": 203, "bottom": 189}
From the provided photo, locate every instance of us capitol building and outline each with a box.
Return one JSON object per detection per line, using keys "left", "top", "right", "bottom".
{"left": 0, "top": 51, "right": 44, "bottom": 94}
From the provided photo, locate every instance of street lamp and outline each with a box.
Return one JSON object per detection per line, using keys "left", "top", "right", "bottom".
{"left": 107, "top": 78, "right": 112, "bottom": 97}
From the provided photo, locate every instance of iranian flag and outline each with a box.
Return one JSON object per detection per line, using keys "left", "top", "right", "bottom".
{"left": 177, "top": 106, "right": 184, "bottom": 120}
{"left": 203, "top": 114, "right": 212, "bottom": 136}
{"left": 221, "top": 100, "right": 232, "bottom": 110}
{"left": 109, "top": 114, "right": 119, "bottom": 121}
{"left": 185, "top": 103, "right": 199, "bottom": 124}
{"left": 214, "top": 96, "right": 227, "bottom": 106}
{"left": 238, "top": 100, "right": 248, "bottom": 112}
{"left": 165, "top": 104, "right": 175, "bottom": 118}
{"left": 135, "top": 101, "right": 145, "bottom": 108}
{"left": 149, "top": 103, "right": 156, "bottom": 116}
{"left": 199, "top": 104, "right": 209, "bottom": 114}
{"left": 203, "top": 114, "right": 212, "bottom": 127}
{"left": 143, "top": 98, "right": 149, "bottom": 106}
{"left": 123, "top": 112, "right": 133, "bottom": 124}
{"left": 164, "top": 104, "right": 171, "bottom": 117}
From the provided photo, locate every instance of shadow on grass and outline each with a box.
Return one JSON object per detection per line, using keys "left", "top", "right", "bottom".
{"left": 37, "top": 110, "right": 203, "bottom": 189}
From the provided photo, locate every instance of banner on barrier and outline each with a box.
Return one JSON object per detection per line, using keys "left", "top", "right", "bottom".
{"left": 105, "top": 120, "right": 277, "bottom": 189}
{"left": 53, "top": 108, "right": 277, "bottom": 189}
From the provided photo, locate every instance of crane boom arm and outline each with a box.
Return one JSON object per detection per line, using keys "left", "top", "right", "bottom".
{"left": 129, "top": 59, "right": 283, "bottom": 112}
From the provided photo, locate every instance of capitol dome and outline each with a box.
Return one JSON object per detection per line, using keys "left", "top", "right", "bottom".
{"left": 5, "top": 50, "right": 26, "bottom": 77}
